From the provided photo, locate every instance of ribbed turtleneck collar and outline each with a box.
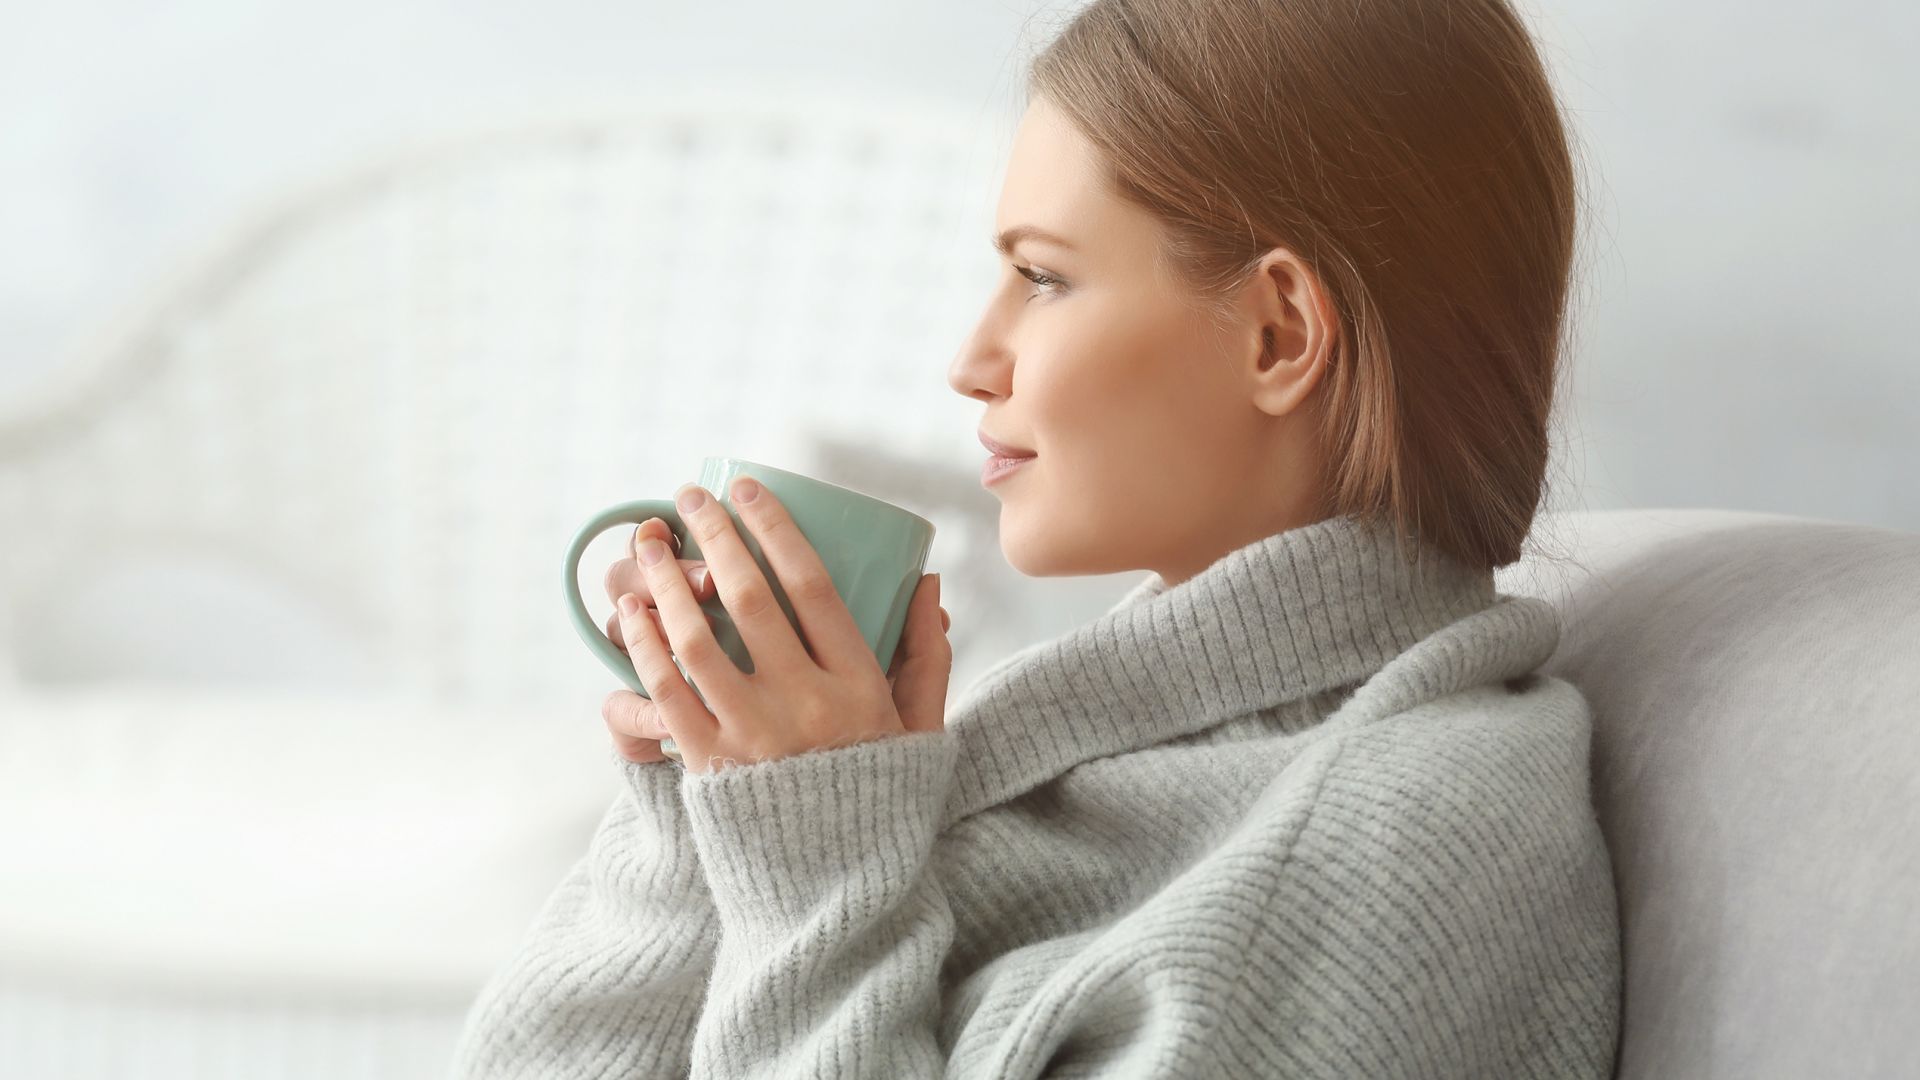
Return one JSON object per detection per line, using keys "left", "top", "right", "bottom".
{"left": 942, "top": 512, "right": 1564, "bottom": 824}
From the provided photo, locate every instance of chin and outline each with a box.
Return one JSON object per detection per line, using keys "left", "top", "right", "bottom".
{"left": 997, "top": 504, "right": 1086, "bottom": 579}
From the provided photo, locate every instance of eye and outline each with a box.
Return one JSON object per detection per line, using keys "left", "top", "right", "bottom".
{"left": 1016, "top": 265, "right": 1065, "bottom": 301}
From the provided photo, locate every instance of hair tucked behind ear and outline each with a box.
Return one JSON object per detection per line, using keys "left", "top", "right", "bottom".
{"left": 1025, "top": 0, "right": 1593, "bottom": 573}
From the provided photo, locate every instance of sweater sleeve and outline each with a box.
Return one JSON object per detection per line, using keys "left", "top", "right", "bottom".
{"left": 675, "top": 728, "right": 960, "bottom": 1079}
{"left": 447, "top": 748, "right": 721, "bottom": 1080}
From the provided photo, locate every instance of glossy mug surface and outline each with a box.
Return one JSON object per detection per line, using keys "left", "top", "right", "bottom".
{"left": 561, "top": 456, "right": 936, "bottom": 762}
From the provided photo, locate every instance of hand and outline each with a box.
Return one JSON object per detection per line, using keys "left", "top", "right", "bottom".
{"left": 600, "top": 516, "right": 719, "bottom": 764}
{"left": 608, "top": 475, "right": 952, "bottom": 775}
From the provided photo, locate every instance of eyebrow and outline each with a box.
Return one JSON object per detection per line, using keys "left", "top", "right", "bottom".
{"left": 992, "top": 225, "right": 1078, "bottom": 257}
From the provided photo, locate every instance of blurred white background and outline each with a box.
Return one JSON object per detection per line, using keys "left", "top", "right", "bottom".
{"left": 1, "top": 0, "right": 1914, "bottom": 1076}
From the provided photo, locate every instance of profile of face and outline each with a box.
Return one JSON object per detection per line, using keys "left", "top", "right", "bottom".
{"left": 947, "top": 96, "right": 1338, "bottom": 588}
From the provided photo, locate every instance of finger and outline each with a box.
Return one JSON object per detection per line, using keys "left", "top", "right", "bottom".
{"left": 604, "top": 554, "right": 649, "bottom": 608}
{"left": 720, "top": 476, "right": 870, "bottom": 674}
{"left": 889, "top": 581, "right": 942, "bottom": 682}
{"left": 606, "top": 521, "right": 712, "bottom": 605}
{"left": 635, "top": 518, "right": 706, "bottom": 576}
{"left": 603, "top": 688, "right": 668, "bottom": 741}
{"left": 639, "top": 517, "right": 716, "bottom": 596}
{"left": 631, "top": 518, "right": 681, "bottom": 559}
{"left": 602, "top": 689, "right": 672, "bottom": 764}
{"left": 615, "top": 589, "right": 718, "bottom": 748}
{"left": 605, "top": 556, "right": 714, "bottom": 613}
{"left": 632, "top": 513, "right": 752, "bottom": 721}
{"left": 615, "top": 739, "right": 665, "bottom": 764}
{"left": 671, "top": 481, "right": 813, "bottom": 676}
{"left": 611, "top": 606, "right": 715, "bottom": 653}
{"left": 610, "top": 608, "right": 676, "bottom": 647}
{"left": 891, "top": 575, "right": 953, "bottom": 734}
{"left": 610, "top": 519, "right": 678, "bottom": 600}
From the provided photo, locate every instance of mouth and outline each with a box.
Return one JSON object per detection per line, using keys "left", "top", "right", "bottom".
{"left": 978, "top": 430, "right": 1037, "bottom": 459}
{"left": 982, "top": 452, "right": 1035, "bottom": 486}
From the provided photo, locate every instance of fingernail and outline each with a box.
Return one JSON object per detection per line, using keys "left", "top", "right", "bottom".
{"left": 732, "top": 476, "right": 759, "bottom": 503}
{"left": 618, "top": 594, "right": 639, "bottom": 615}
{"left": 690, "top": 567, "right": 709, "bottom": 591}
{"left": 638, "top": 538, "right": 665, "bottom": 565}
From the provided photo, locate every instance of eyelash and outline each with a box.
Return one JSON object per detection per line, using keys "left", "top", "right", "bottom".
{"left": 1017, "top": 265, "right": 1064, "bottom": 300}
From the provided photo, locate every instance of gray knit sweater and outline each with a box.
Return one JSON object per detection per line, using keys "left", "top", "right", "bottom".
{"left": 450, "top": 512, "right": 1622, "bottom": 1078}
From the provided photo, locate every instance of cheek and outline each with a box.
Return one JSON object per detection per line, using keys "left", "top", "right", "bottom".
{"left": 1020, "top": 300, "right": 1198, "bottom": 461}
{"left": 1031, "top": 327, "right": 1157, "bottom": 429}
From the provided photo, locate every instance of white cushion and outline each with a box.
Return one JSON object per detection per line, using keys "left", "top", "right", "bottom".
{"left": 0, "top": 683, "right": 627, "bottom": 996}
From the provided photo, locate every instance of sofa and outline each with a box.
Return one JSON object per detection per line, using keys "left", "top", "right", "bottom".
{"left": 1495, "top": 507, "right": 1920, "bottom": 1079}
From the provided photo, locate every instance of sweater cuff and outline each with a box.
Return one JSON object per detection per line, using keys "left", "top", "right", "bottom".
{"left": 602, "top": 748, "right": 709, "bottom": 889}
{"left": 616, "top": 747, "right": 686, "bottom": 804}
{"left": 678, "top": 729, "right": 958, "bottom": 939}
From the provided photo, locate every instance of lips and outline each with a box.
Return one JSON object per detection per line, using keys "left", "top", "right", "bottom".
{"left": 978, "top": 430, "right": 1037, "bottom": 458}
{"left": 981, "top": 452, "right": 1034, "bottom": 486}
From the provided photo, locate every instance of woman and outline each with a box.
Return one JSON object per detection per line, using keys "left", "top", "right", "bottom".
{"left": 451, "top": 0, "right": 1622, "bottom": 1075}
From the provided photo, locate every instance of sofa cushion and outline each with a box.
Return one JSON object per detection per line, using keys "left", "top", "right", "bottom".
{"left": 1498, "top": 508, "right": 1920, "bottom": 1080}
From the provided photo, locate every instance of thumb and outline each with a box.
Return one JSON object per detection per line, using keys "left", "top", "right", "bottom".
{"left": 891, "top": 573, "right": 951, "bottom": 734}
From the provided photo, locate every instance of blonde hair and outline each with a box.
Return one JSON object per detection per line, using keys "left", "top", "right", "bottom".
{"left": 1027, "top": 0, "right": 1590, "bottom": 572}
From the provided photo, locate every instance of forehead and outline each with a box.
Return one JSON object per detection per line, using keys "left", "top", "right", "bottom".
{"left": 990, "top": 98, "right": 1152, "bottom": 263}
{"left": 993, "top": 100, "right": 1109, "bottom": 255}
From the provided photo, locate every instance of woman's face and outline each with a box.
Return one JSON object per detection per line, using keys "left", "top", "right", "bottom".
{"left": 948, "top": 96, "right": 1337, "bottom": 588}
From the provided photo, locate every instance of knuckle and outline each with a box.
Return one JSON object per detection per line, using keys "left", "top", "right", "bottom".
{"left": 793, "top": 698, "right": 837, "bottom": 732}
{"left": 643, "top": 677, "right": 679, "bottom": 707}
{"left": 613, "top": 699, "right": 654, "bottom": 737}
{"left": 691, "top": 512, "right": 730, "bottom": 544}
{"left": 792, "top": 572, "right": 839, "bottom": 603}
{"left": 675, "top": 634, "right": 721, "bottom": 667}
{"left": 729, "top": 583, "right": 778, "bottom": 620}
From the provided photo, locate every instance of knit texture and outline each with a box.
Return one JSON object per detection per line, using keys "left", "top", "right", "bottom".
{"left": 449, "top": 512, "right": 1623, "bottom": 1078}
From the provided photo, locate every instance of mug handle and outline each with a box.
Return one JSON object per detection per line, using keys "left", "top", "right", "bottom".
{"left": 562, "top": 498, "right": 695, "bottom": 699}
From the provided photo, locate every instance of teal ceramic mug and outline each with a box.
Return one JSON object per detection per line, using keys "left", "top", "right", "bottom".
{"left": 562, "top": 456, "right": 937, "bottom": 764}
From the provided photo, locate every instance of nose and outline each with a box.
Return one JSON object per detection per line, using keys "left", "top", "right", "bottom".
{"left": 949, "top": 322, "right": 1009, "bottom": 404}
